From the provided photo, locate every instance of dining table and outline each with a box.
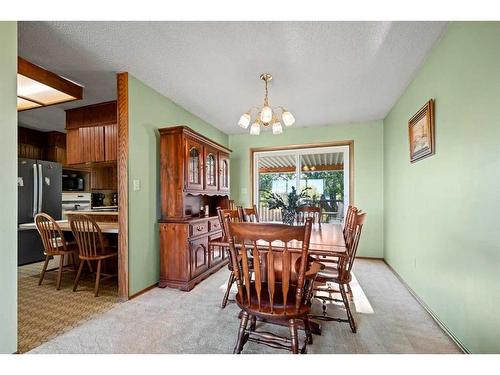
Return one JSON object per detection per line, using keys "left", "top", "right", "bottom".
{"left": 209, "top": 222, "right": 346, "bottom": 256}
{"left": 208, "top": 222, "right": 346, "bottom": 336}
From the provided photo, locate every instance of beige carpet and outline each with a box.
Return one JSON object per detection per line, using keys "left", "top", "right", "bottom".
{"left": 28, "top": 259, "right": 461, "bottom": 354}
{"left": 18, "top": 258, "right": 118, "bottom": 353}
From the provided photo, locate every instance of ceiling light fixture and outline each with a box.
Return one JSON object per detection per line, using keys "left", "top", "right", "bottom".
{"left": 17, "top": 57, "right": 83, "bottom": 112}
{"left": 238, "top": 73, "right": 295, "bottom": 135}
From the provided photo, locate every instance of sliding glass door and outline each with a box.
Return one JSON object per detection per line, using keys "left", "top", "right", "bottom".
{"left": 253, "top": 145, "right": 350, "bottom": 223}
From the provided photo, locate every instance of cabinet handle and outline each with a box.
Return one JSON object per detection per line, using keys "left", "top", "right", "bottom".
{"left": 196, "top": 225, "right": 204, "bottom": 231}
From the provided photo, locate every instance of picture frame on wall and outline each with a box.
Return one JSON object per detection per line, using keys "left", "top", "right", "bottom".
{"left": 408, "top": 99, "right": 435, "bottom": 163}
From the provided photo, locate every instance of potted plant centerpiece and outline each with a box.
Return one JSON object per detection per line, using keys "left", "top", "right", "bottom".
{"left": 264, "top": 186, "right": 311, "bottom": 225}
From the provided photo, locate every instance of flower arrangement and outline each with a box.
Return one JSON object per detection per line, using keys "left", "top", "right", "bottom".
{"left": 264, "top": 186, "right": 311, "bottom": 225}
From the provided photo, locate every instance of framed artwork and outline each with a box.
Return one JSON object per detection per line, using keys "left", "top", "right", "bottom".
{"left": 408, "top": 99, "right": 435, "bottom": 163}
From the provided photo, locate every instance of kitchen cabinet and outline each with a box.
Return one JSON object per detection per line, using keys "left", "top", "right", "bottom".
{"left": 65, "top": 101, "right": 117, "bottom": 165}
{"left": 65, "top": 129, "right": 82, "bottom": 164}
{"left": 91, "top": 164, "right": 117, "bottom": 190}
{"left": 80, "top": 125, "right": 105, "bottom": 163}
{"left": 18, "top": 127, "right": 67, "bottom": 164}
{"left": 104, "top": 124, "right": 117, "bottom": 161}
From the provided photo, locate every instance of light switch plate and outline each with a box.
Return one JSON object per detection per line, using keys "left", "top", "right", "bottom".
{"left": 133, "top": 179, "right": 141, "bottom": 191}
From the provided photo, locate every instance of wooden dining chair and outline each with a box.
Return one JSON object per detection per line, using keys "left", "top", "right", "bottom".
{"left": 296, "top": 206, "right": 321, "bottom": 226}
{"left": 224, "top": 217, "right": 323, "bottom": 354}
{"left": 312, "top": 211, "right": 367, "bottom": 333}
{"left": 69, "top": 214, "right": 118, "bottom": 297}
{"left": 35, "top": 213, "right": 79, "bottom": 290}
{"left": 242, "top": 204, "right": 260, "bottom": 222}
{"left": 318, "top": 205, "right": 360, "bottom": 296}
{"left": 217, "top": 207, "right": 246, "bottom": 308}
{"left": 228, "top": 199, "right": 237, "bottom": 210}
{"left": 343, "top": 205, "right": 358, "bottom": 237}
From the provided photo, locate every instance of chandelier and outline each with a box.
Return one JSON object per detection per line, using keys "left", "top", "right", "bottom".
{"left": 238, "top": 73, "right": 295, "bottom": 135}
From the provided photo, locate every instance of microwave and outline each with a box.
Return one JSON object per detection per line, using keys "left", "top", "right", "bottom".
{"left": 62, "top": 175, "right": 84, "bottom": 191}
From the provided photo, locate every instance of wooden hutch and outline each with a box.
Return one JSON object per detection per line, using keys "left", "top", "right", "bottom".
{"left": 158, "top": 126, "right": 231, "bottom": 291}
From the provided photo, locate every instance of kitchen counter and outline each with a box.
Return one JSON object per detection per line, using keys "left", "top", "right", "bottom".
{"left": 63, "top": 210, "right": 119, "bottom": 216}
{"left": 63, "top": 208, "right": 119, "bottom": 223}
{"left": 19, "top": 220, "right": 118, "bottom": 234}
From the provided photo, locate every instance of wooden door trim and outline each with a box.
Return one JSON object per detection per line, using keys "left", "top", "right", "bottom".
{"left": 249, "top": 140, "right": 354, "bottom": 206}
{"left": 117, "top": 72, "right": 129, "bottom": 301}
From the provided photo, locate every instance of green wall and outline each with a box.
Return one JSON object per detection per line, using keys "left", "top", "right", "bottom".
{"left": 0, "top": 21, "right": 18, "bottom": 353}
{"left": 128, "top": 75, "right": 228, "bottom": 295}
{"left": 383, "top": 22, "right": 500, "bottom": 353}
{"left": 229, "top": 121, "right": 384, "bottom": 258}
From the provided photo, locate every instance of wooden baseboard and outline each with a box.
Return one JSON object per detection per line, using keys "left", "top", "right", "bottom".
{"left": 159, "top": 259, "right": 229, "bottom": 292}
{"left": 128, "top": 283, "right": 158, "bottom": 300}
{"left": 383, "top": 260, "right": 469, "bottom": 354}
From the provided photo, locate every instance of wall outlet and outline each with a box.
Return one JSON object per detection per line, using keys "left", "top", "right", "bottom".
{"left": 133, "top": 179, "right": 141, "bottom": 191}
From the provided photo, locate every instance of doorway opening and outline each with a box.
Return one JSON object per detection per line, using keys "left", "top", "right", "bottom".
{"left": 16, "top": 57, "right": 129, "bottom": 352}
{"left": 251, "top": 142, "right": 353, "bottom": 223}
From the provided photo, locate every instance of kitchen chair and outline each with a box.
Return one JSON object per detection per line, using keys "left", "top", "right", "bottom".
{"left": 69, "top": 214, "right": 118, "bottom": 297}
{"left": 35, "top": 213, "right": 79, "bottom": 290}
{"left": 217, "top": 207, "right": 248, "bottom": 308}
{"left": 311, "top": 211, "right": 367, "bottom": 333}
{"left": 224, "top": 217, "right": 323, "bottom": 354}
{"left": 242, "top": 204, "right": 260, "bottom": 222}
{"left": 296, "top": 206, "right": 321, "bottom": 226}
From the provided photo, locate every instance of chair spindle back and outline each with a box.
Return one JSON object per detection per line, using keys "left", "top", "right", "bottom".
{"left": 224, "top": 217, "right": 313, "bottom": 316}
{"left": 217, "top": 207, "right": 243, "bottom": 237}
{"left": 343, "top": 205, "right": 359, "bottom": 247}
{"left": 242, "top": 204, "right": 260, "bottom": 222}
{"left": 296, "top": 206, "right": 321, "bottom": 225}
{"left": 69, "top": 214, "right": 106, "bottom": 258}
{"left": 34, "top": 213, "right": 68, "bottom": 255}
{"left": 338, "top": 212, "right": 366, "bottom": 279}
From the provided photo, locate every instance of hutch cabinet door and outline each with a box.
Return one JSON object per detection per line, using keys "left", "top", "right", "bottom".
{"left": 208, "top": 233, "right": 224, "bottom": 267}
{"left": 190, "top": 236, "right": 209, "bottom": 278}
{"left": 218, "top": 152, "right": 230, "bottom": 193}
{"left": 204, "top": 146, "right": 218, "bottom": 191}
{"left": 185, "top": 137, "right": 204, "bottom": 191}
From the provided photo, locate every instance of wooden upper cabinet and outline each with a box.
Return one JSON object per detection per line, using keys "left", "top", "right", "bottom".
{"left": 91, "top": 164, "right": 118, "bottom": 190}
{"left": 65, "top": 101, "right": 117, "bottom": 165}
{"left": 104, "top": 123, "right": 118, "bottom": 161}
{"left": 66, "top": 128, "right": 82, "bottom": 165}
{"left": 185, "top": 137, "right": 204, "bottom": 192}
{"left": 204, "top": 146, "right": 218, "bottom": 191}
{"left": 218, "top": 152, "right": 230, "bottom": 192}
{"left": 66, "top": 101, "right": 116, "bottom": 129}
{"left": 80, "top": 126, "right": 105, "bottom": 163}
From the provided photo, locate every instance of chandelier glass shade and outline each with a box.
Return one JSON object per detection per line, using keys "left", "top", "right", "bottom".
{"left": 238, "top": 73, "right": 295, "bottom": 135}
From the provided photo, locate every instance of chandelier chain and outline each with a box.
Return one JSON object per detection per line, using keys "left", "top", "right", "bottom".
{"left": 264, "top": 79, "right": 269, "bottom": 106}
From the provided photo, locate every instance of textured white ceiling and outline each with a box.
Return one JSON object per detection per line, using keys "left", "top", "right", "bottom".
{"left": 18, "top": 21, "right": 447, "bottom": 133}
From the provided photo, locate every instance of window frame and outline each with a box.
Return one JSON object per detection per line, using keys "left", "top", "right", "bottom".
{"left": 250, "top": 141, "right": 354, "bottom": 216}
